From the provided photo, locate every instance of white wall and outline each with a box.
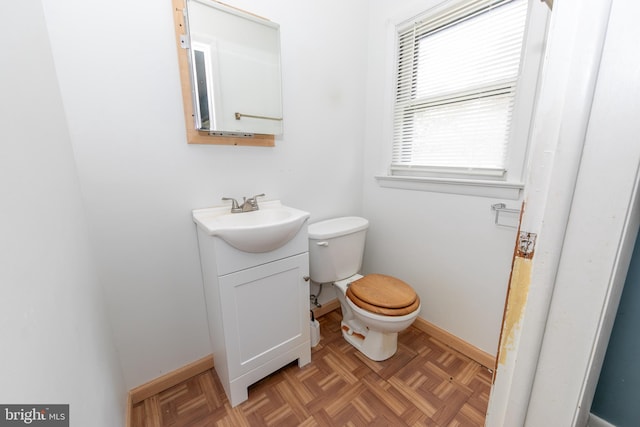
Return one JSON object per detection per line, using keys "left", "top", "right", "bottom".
{"left": 0, "top": 0, "right": 125, "bottom": 424}
{"left": 42, "top": 0, "right": 368, "bottom": 388}
{"left": 361, "top": 0, "right": 521, "bottom": 355}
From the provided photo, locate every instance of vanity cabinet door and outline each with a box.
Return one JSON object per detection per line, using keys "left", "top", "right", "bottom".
{"left": 218, "top": 252, "right": 310, "bottom": 378}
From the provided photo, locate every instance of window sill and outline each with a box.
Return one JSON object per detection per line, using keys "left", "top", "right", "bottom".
{"left": 375, "top": 175, "right": 524, "bottom": 199}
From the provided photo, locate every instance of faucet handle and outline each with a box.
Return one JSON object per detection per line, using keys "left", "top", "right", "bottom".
{"left": 247, "top": 193, "right": 265, "bottom": 209}
{"left": 221, "top": 197, "right": 242, "bottom": 213}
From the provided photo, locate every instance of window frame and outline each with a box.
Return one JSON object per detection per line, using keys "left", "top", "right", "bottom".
{"left": 376, "top": 0, "right": 549, "bottom": 199}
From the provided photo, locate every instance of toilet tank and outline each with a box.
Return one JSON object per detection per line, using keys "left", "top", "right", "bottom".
{"left": 308, "top": 217, "right": 369, "bottom": 283}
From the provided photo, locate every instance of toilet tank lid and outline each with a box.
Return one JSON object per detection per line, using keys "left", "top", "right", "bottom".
{"left": 308, "top": 216, "right": 369, "bottom": 239}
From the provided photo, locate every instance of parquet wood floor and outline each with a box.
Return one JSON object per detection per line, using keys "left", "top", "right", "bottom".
{"left": 132, "top": 309, "right": 492, "bottom": 427}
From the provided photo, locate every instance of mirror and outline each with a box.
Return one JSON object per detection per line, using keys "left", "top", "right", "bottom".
{"left": 172, "top": 0, "right": 283, "bottom": 145}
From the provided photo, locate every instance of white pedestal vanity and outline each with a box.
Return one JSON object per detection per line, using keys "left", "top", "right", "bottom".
{"left": 193, "top": 200, "right": 311, "bottom": 407}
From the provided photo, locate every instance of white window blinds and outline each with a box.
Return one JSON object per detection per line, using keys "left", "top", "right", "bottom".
{"left": 392, "top": 0, "right": 528, "bottom": 177}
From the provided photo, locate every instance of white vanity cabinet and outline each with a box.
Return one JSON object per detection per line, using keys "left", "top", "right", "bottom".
{"left": 195, "top": 222, "right": 311, "bottom": 407}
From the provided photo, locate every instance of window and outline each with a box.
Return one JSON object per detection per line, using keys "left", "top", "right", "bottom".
{"left": 385, "top": 0, "right": 544, "bottom": 195}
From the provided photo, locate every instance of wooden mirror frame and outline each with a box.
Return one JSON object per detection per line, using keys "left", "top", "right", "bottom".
{"left": 171, "top": 0, "right": 275, "bottom": 146}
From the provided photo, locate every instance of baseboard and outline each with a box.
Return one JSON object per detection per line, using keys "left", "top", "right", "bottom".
{"left": 124, "top": 302, "right": 337, "bottom": 423}
{"left": 317, "top": 300, "right": 496, "bottom": 370}
{"left": 312, "top": 298, "right": 341, "bottom": 319}
{"left": 124, "top": 306, "right": 494, "bottom": 424}
{"left": 129, "top": 354, "right": 214, "bottom": 405}
{"left": 411, "top": 317, "right": 496, "bottom": 370}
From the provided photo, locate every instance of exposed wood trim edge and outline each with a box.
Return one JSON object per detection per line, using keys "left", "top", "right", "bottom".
{"left": 125, "top": 391, "right": 132, "bottom": 427}
{"left": 413, "top": 317, "right": 496, "bottom": 370}
{"left": 129, "top": 354, "right": 214, "bottom": 405}
{"left": 311, "top": 298, "right": 341, "bottom": 319}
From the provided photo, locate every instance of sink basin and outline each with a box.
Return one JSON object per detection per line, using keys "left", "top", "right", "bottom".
{"left": 193, "top": 200, "right": 310, "bottom": 253}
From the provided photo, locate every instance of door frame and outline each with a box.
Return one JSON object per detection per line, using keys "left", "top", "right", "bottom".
{"left": 486, "top": 0, "right": 640, "bottom": 425}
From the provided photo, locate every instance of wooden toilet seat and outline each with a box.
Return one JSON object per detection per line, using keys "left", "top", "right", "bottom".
{"left": 346, "top": 274, "right": 420, "bottom": 316}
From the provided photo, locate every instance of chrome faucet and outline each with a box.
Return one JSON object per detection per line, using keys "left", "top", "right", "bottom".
{"left": 221, "top": 193, "right": 265, "bottom": 213}
{"left": 242, "top": 193, "right": 265, "bottom": 212}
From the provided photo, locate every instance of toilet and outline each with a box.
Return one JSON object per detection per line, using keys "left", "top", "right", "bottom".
{"left": 308, "top": 217, "right": 420, "bottom": 361}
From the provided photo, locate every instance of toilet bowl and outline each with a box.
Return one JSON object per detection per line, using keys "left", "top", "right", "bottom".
{"left": 308, "top": 217, "right": 421, "bottom": 361}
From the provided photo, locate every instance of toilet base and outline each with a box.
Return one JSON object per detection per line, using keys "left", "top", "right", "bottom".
{"left": 340, "top": 320, "right": 398, "bottom": 361}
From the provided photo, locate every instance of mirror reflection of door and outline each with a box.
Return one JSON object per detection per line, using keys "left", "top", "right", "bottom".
{"left": 192, "top": 42, "right": 217, "bottom": 130}
{"left": 194, "top": 50, "right": 210, "bottom": 129}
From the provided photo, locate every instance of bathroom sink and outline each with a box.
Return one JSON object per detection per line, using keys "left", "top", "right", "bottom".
{"left": 192, "top": 200, "right": 310, "bottom": 253}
